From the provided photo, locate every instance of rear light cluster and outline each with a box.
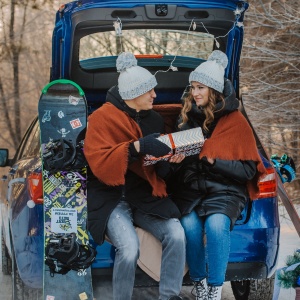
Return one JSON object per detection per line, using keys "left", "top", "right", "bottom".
{"left": 25, "top": 166, "right": 277, "bottom": 205}
{"left": 257, "top": 166, "right": 278, "bottom": 199}
{"left": 27, "top": 172, "right": 43, "bottom": 206}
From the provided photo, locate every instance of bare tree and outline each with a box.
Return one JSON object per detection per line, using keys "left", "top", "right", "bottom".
{"left": 241, "top": 0, "right": 300, "bottom": 197}
{"left": 0, "top": 0, "right": 57, "bottom": 151}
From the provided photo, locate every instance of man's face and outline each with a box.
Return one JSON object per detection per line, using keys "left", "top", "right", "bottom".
{"left": 128, "top": 89, "right": 156, "bottom": 112}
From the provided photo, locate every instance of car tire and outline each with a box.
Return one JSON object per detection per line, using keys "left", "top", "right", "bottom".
{"left": 11, "top": 239, "right": 42, "bottom": 300}
{"left": 231, "top": 276, "right": 275, "bottom": 300}
{"left": 1, "top": 228, "right": 12, "bottom": 275}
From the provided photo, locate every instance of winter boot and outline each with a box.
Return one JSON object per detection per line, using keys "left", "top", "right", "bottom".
{"left": 207, "top": 285, "right": 222, "bottom": 300}
{"left": 193, "top": 278, "right": 208, "bottom": 300}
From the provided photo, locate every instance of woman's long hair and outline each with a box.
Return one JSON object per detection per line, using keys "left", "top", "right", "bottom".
{"left": 179, "top": 86, "right": 225, "bottom": 132}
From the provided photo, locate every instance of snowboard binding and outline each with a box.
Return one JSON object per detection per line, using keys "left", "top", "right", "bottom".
{"left": 45, "top": 233, "right": 96, "bottom": 276}
{"left": 42, "top": 139, "right": 76, "bottom": 172}
{"left": 271, "top": 153, "right": 296, "bottom": 183}
{"left": 42, "top": 128, "right": 88, "bottom": 172}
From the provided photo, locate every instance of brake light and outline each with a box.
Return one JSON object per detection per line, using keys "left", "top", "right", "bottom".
{"left": 28, "top": 172, "right": 43, "bottom": 205}
{"left": 257, "top": 167, "right": 278, "bottom": 199}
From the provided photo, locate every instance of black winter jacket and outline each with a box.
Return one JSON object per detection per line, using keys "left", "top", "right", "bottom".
{"left": 171, "top": 80, "right": 257, "bottom": 229}
{"left": 87, "top": 86, "right": 180, "bottom": 245}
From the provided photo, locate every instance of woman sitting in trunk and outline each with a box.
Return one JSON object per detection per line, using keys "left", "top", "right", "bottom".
{"left": 171, "top": 50, "right": 266, "bottom": 300}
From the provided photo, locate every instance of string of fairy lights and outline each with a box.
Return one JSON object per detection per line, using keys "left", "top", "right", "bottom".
{"left": 112, "top": 6, "right": 245, "bottom": 74}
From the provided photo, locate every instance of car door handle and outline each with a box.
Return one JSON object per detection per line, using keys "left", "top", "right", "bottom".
{"left": 7, "top": 178, "right": 26, "bottom": 202}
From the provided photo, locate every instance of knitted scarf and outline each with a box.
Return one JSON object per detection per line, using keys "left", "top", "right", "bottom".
{"left": 84, "top": 102, "right": 168, "bottom": 197}
{"left": 199, "top": 110, "right": 267, "bottom": 200}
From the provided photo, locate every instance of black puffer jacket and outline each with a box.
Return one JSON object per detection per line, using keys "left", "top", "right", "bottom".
{"left": 171, "top": 80, "right": 257, "bottom": 229}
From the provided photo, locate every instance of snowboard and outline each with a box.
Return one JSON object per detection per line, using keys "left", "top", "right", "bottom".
{"left": 38, "top": 79, "right": 94, "bottom": 300}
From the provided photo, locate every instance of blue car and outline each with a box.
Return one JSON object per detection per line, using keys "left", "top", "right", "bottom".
{"left": 0, "top": 0, "right": 280, "bottom": 299}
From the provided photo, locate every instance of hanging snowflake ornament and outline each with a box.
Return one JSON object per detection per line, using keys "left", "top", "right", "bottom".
{"left": 233, "top": 7, "right": 245, "bottom": 17}
{"left": 192, "top": 21, "right": 196, "bottom": 31}
{"left": 113, "top": 18, "right": 122, "bottom": 36}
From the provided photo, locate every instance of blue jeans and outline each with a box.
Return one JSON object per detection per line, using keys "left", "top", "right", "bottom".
{"left": 106, "top": 200, "right": 186, "bottom": 300}
{"left": 180, "top": 210, "right": 231, "bottom": 286}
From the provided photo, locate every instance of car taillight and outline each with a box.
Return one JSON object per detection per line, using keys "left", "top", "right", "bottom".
{"left": 27, "top": 172, "right": 43, "bottom": 205}
{"left": 257, "top": 167, "right": 278, "bottom": 199}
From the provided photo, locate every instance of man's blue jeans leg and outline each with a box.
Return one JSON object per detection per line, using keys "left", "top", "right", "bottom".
{"left": 106, "top": 201, "right": 140, "bottom": 300}
{"left": 134, "top": 211, "right": 186, "bottom": 300}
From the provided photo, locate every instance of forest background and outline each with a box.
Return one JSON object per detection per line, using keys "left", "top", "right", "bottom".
{"left": 0, "top": 0, "right": 299, "bottom": 202}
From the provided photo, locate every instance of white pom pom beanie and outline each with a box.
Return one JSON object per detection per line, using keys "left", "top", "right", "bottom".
{"left": 116, "top": 52, "right": 157, "bottom": 100}
{"left": 189, "top": 50, "right": 228, "bottom": 93}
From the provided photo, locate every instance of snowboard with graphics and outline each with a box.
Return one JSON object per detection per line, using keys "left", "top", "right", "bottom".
{"left": 38, "top": 79, "right": 94, "bottom": 300}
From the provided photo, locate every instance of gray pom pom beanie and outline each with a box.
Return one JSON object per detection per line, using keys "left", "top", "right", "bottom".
{"left": 189, "top": 50, "right": 228, "bottom": 93}
{"left": 116, "top": 52, "right": 157, "bottom": 100}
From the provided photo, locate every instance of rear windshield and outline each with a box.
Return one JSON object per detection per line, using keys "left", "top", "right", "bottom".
{"left": 79, "top": 29, "right": 214, "bottom": 69}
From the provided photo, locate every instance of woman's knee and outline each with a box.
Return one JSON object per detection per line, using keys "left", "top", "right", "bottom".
{"left": 205, "top": 214, "right": 231, "bottom": 236}
{"left": 180, "top": 211, "right": 203, "bottom": 239}
{"left": 181, "top": 210, "right": 201, "bottom": 227}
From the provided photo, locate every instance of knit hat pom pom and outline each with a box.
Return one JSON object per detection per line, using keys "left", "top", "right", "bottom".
{"left": 208, "top": 50, "right": 228, "bottom": 69}
{"left": 116, "top": 52, "right": 137, "bottom": 72}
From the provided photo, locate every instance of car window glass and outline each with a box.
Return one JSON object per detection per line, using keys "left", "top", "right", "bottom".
{"left": 15, "top": 119, "right": 40, "bottom": 160}
{"left": 79, "top": 29, "right": 214, "bottom": 66}
{"left": 26, "top": 123, "right": 40, "bottom": 157}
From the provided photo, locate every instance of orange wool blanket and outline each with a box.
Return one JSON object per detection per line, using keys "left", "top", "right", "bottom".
{"left": 84, "top": 103, "right": 168, "bottom": 198}
{"left": 199, "top": 110, "right": 267, "bottom": 200}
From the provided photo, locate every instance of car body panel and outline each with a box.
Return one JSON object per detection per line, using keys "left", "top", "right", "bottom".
{"left": 51, "top": 0, "right": 248, "bottom": 98}
{"left": 11, "top": 203, "right": 44, "bottom": 288}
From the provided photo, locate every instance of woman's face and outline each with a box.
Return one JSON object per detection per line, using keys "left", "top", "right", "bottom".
{"left": 190, "top": 81, "right": 209, "bottom": 107}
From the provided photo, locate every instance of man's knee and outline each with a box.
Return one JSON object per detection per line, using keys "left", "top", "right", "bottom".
{"left": 117, "top": 237, "right": 140, "bottom": 263}
{"left": 165, "top": 219, "right": 186, "bottom": 245}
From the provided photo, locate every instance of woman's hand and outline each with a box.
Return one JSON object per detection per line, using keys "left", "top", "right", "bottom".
{"left": 206, "top": 157, "right": 215, "bottom": 165}
{"left": 169, "top": 153, "right": 185, "bottom": 164}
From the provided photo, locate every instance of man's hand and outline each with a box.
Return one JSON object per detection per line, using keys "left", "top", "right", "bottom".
{"left": 137, "top": 133, "right": 171, "bottom": 158}
{"left": 169, "top": 153, "right": 185, "bottom": 163}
